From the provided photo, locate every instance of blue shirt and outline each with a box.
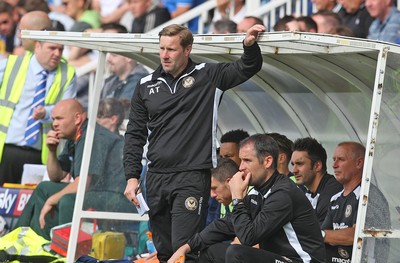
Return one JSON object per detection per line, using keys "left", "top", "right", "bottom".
{"left": 0, "top": 55, "right": 77, "bottom": 149}
{"left": 161, "top": 0, "right": 205, "bottom": 33}
{"left": 368, "top": 7, "right": 400, "bottom": 44}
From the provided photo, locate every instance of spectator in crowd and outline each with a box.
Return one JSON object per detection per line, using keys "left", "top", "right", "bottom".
{"left": 297, "top": 16, "right": 318, "bottom": 32}
{"left": 101, "top": 26, "right": 148, "bottom": 117}
{"left": 0, "top": 35, "right": 76, "bottom": 185}
{"left": 160, "top": 0, "right": 204, "bottom": 33}
{"left": 92, "top": 0, "right": 130, "bottom": 24}
{"left": 97, "top": 98, "right": 125, "bottom": 134}
{"left": 321, "top": 141, "right": 390, "bottom": 263}
{"left": 311, "top": 0, "right": 341, "bottom": 12}
{"left": 312, "top": 10, "right": 342, "bottom": 33}
{"left": 286, "top": 16, "right": 318, "bottom": 32}
{"left": 63, "top": 0, "right": 101, "bottom": 32}
{"left": 123, "top": 23, "right": 265, "bottom": 262}
{"left": 237, "top": 16, "right": 264, "bottom": 33}
{"left": 0, "top": 1, "right": 19, "bottom": 58}
{"left": 129, "top": 0, "right": 171, "bottom": 33}
{"left": 22, "top": 0, "right": 70, "bottom": 31}
{"left": 15, "top": 99, "right": 136, "bottom": 240}
{"left": 209, "top": 0, "right": 246, "bottom": 33}
{"left": 338, "top": 0, "right": 374, "bottom": 38}
{"left": 366, "top": 0, "right": 400, "bottom": 43}
{"left": 328, "top": 25, "right": 354, "bottom": 36}
{"left": 219, "top": 129, "right": 250, "bottom": 166}
{"left": 168, "top": 134, "right": 326, "bottom": 263}
{"left": 273, "top": 15, "right": 295, "bottom": 31}
{"left": 14, "top": 11, "right": 52, "bottom": 55}
{"left": 291, "top": 137, "right": 342, "bottom": 225}
{"left": 212, "top": 19, "right": 237, "bottom": 34}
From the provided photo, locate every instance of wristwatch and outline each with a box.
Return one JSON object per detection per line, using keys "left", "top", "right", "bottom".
{"left": 232, "top": 198, "right": 244, "bottom": 207}
{"left": 321, "top": 230, "right": 326, "bottom": 239}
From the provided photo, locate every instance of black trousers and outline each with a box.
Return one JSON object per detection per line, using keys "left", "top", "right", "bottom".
{"left": 146, "top": 169, "right": 211, "bottom": 263}
{"left": 0, "top": 144, "right": 42, "bottom": 185}
{"left": 225, "top": 244, "right": 302, "bottom": 263}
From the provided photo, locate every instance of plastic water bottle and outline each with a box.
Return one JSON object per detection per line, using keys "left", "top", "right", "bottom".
{"left": 146, "top": 231, "right": 156, "bottom": 254}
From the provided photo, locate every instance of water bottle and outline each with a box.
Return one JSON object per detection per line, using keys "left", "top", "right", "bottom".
{"left": 146, "top": 231, "right": 156, "bottom": 254}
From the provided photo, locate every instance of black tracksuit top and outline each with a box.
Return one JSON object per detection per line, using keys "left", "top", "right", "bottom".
{"left": 124, "top": 42, "right": 262, "bottom": 180}
{"left": 188, "top": 172, "right": 326, "bottom": 263}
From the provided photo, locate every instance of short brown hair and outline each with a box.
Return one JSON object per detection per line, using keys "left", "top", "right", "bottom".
{"left": 158, "top": 24, "right": 193, "bottom": 48}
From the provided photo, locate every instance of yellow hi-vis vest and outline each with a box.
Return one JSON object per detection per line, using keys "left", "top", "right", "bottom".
{"left": 0, "top": 53, "right": 75, "bottom": 164}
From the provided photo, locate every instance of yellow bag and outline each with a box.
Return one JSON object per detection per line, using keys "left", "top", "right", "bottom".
{"left": 90, "top": 231, "right": 126, "bottom": 260}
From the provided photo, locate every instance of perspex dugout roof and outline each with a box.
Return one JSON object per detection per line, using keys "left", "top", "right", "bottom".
{"left": 22, "top": 30, "right": 400, "bottom": 262}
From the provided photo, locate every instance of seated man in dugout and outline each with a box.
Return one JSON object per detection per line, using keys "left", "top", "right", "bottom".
{"left": 15, "top": 99, "right": 136, "bottom": 240}
{"left": 169, "top": 134, "right": 325, "bottom": 263}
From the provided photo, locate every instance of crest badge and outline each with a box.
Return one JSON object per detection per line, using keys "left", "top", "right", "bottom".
{"left": 345, "top": 204, "right": 352, "bottom": 218}
{"left": 338, "top": 247, "right": 350, "bottom": 259}
{"left": 185, "top": 197, "right": 198, "bottom": 211}
{"left": 182, "top": 76, "right": 195, "bottom": 88}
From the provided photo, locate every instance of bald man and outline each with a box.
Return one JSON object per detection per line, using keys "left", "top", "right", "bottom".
{"left": 15, "top": 11, "right": 52, "bottom": 55}
{"left": 15, "top": 99, "right": 135, "bottom": 240}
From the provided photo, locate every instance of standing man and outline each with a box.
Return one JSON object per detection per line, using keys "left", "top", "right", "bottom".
{"left": 321, "top": 141, "right": 390, "bottom": 262}
{"left": 124, "top": 23, "right": 265, "bottom": 262}
{"left": 0, "top": 37, "right": 76, "bottom": 185}
{"left": 168, "top": 134, "right": 326, "bottom": 263}
{"left": 291, "top": 137, "right": 342, "bottom": 225}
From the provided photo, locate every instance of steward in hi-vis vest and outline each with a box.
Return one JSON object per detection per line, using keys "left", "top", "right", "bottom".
{"left": 0, "top": 41, "right": 77, "bottom": 184}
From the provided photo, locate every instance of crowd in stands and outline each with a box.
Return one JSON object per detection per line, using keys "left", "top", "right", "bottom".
{"left": 0, "top": 0, "right": 396, "bottom": 261}
{"left": 1, "top": 0, "right": 400, "bottom": 99}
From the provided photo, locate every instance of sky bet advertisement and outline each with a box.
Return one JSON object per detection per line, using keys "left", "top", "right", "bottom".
{"left": 0, "top": 188, "right": 33, "bottom": 217}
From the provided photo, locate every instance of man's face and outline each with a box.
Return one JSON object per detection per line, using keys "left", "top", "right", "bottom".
{"left": 35, "top": 42, "right": 63, "bottom": 71}
{"left": 106, "top": 53, "right": 131, "bottom": 76}
{"left": 51, "top": 104, "right": 79, "bottom": 139}
{"left": 332, "top": 145, "right": 362, "bottom": 185}
{"left": 291, "top": 151, "right": 316, "bottom": 187}
{"left": 128, "top": 0, "right": 150, "bottom": 18}
{"left": 159, "top": 35, "right": 191, "bottom": 78}
{"left": 210, "top": 177, "right": 232, "bottom": 206}
{"left": 311, "top": 0, "right": 336, "bottom": 11}
{"left": 366, "top": 0, "right": 390, "bottom": 20}
{"left": 219, "top": 142, "right": 241, "bottom": 166}
{"left": 341, "top": 0, "right": 364, "bottom": 14}
{"left": 239, "top": 142, "right": 269, "bottom": 187}
{"left": 0, "top": 12, "right": 15, "bottom": 36}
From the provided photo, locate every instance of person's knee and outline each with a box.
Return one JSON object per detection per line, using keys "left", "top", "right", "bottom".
{"left": 58, "top": 194, "right": 76, "bottom": 224}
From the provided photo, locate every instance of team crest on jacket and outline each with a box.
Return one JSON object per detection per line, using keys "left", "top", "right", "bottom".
{"left": 345, "top": 204, "right": 352, "bottom": 218}
{"left": 185, "top": 197, "right": 198, "bottom": 211}
{"left": 182, "top": 76, "right": 195, "bottom": 88}
{"left": 338, "top": 247, "right": 350, "bottom": 259}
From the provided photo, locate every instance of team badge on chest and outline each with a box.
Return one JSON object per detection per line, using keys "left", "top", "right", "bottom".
{"left": 345, "top": 204, "right": 352, "bottom": 218}
{"left": 182, "top": 76, "right": 195, "bottom": 88}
